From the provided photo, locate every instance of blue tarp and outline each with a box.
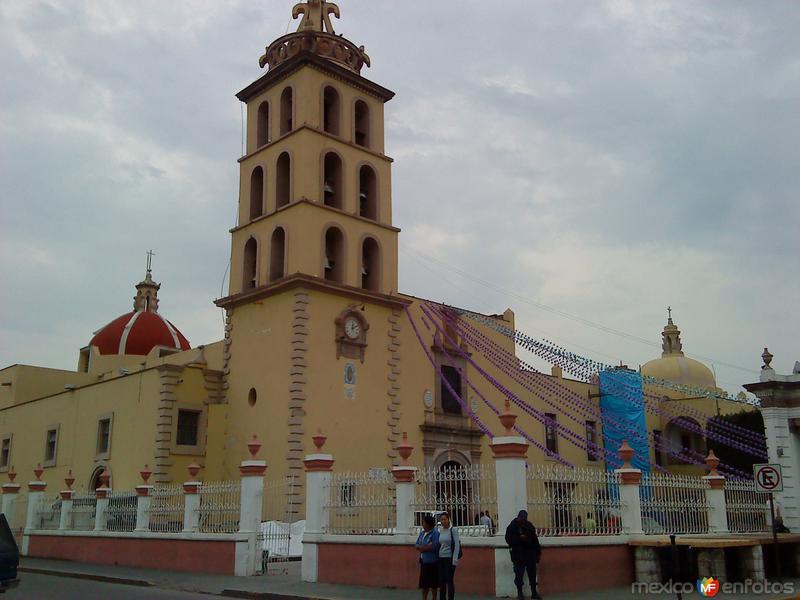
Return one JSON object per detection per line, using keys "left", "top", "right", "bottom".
{"left": 599, "top": 369, "right": 650, "bottom": 473}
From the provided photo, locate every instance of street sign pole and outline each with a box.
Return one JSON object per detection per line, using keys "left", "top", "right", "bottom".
{"left": 769, "top": 493, "right": 781, "bottom": 581}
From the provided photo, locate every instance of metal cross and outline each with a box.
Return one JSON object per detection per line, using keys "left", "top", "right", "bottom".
{"left": 146, "top": 249, "right": 156, "bottom": 273}
{"left": 667, "top": 306, "right": 672, "bottom": 320}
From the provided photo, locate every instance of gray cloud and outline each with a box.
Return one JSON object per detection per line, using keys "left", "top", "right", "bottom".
{"left": 1, "top": 0, "right": 798, "bottom": 394}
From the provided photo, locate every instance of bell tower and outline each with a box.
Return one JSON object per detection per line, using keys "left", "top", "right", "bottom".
{"left": 226, "top": 0, "right": 398, "bottom": 299}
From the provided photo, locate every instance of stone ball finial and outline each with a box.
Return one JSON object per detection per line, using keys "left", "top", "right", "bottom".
{"left": 7, "top": 466, "right": 16, "bottom": 483}
{"left": 187, "top": 460, "right": 202, "bottom": 479}
{"left": 705, "top": 449, "right": 721, "bottom": 477}
{"left": 312, "top": 429, "right": 327, "bottom": 451}
{"left": 140, "top": 464, "right": 152, "bottom": 484}
{"left": 498, "top": 400, "right": 518, "bottom": 435}
{"left": 248, "top": 435, "right": 262, "bottom": 459}
{"left": 618, "top": 440, "right": 634, "bottom": 469}
{"left": 64, "top": 469, "right": 75, "bottom": 490}
{"left": 762, "top": 348, "right": 774, "bottom": 370}
{"left": 34, "top": 463, "right": 44, "bottom": 480}
{"left": 397, "top": 432, "right": 413, "bottom": 464}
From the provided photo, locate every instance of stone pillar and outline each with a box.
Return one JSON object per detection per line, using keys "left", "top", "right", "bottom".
{"left": 697, "top": 548, "right": 727, "bottom": 582}
{"left": 182, "top": 461, "right": 202, "bottom": 533}
{"left": 615, "top": 441, "right": 643, "bottom": 535}
{"left": 634, "top": 546, "right": 661, "bottom": 583}
{"left": 94, "top": 467, "right": 111, "bottom": 532}
{"left": 59, "top": 470, "right": 75, "bottom": 530}
{"left": 703, "top": 450, "right": 728, "bottom": 534}
{"left": 744, "top": 349, "right": 800, "bottom": 531}
{"left": 392, "top": 432, "right": 418, "bottom": 536}
{"left": 491, "top": 402, "right": 529, "bottom": 533}
{"left": 23, "top": 464, "right": 46, "bottom": 555}
{"left": 135, "top": 465, "right": 154, "bottom": 532}
{"left": 1, "top": 467, "right": 21, "bottom": 529}
{"left": 302, "top": 431, "right": 335, "bottom": 583}
{"left": 239, "top": 436, "right": 268, "bottom": 577}
{"left": 738, "top": 544, "right": 765, "bottom": 582}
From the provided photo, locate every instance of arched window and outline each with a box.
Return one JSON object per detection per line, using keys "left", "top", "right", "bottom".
{"left": 354, "top": 100, "right": 370, "bottom": 148}
{"left": 256, "top": 101, "right": 270, "bottom": 147}
{"left": 276, "top": 152, "right": 291, "bottom": 209}
{"left": 243, "top": 238, "right": 258, "bottom": 290}
{"left": 324, "top": 227, "right": 345, "bottom": 283}
{"left": 269, "top": 227, "right": 286, "bottom": 282}
{"left": 323, "top": 86, "right": 341, "bottom": 136}
{"left": 359, "top": 165, "right": 378, "bottom": 220}
{"left": 361, "top": 237, "right": 380, "bottom": 291}
{"left": 280, "top": 87, "right": 293, "bottom": 136}
{"left": 249, "top": 166, "right": 264, "bottom": 220}
{"left": 323, "top": 152, "right": 343, "bottom": 209}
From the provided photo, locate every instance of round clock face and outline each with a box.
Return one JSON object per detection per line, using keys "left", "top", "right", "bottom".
{"left": 344, "top": 317, "right": 361, "bottom": 340}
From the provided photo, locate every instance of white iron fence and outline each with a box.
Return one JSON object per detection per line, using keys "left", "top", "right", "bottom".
{"left": 70, "top": 493, "right": 97, "bottom": 531}
{"left": 149, "top": 485, "right": 184, "bottom": 533}
{"left": 199, "top": 480, "right": 240, "bottom": 533}
{"left": 726, "top": 478, "right": 769, "bottom": 533}
{"left": 640, "top": 472, "right": 710, "bottom": 534}
{"left": 107, "top": 492, "right": 138, "bottom": 532}
{"left": 326, "top": 469, "right": 396, "bottom": 535}
{"left": 413, "top": 463, "right": 497, "bottom": 536}
{"left": 33, "top": 494, "right": 62, "bottom": 530}
{"left": 526, "top": 465, "right": 623, "bottom": 536}
{"left": 259, "top": 475, "right": 299, "bottom": 574}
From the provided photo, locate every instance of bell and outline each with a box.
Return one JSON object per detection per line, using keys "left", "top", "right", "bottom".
{"left": 359, "top": 191, "right": 368, "bottom": 201}
{"left": 324, "top": 257, "right": 333, "bottom": 271}
{"left": 361, "top": 266, "right": 368, "bottom": 276}
{"left": 324, "top": 181, "right": 334, "bottom": 195}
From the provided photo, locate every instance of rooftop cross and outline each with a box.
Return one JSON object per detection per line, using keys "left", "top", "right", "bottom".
{"left": 146, "top": 249, "right": 156, "bottom": 274}
{"left": 292, "top": 0, "right": 340, "bottom": 34}
{"left": 667, "top": 306, "right": 673, "bottom": 324}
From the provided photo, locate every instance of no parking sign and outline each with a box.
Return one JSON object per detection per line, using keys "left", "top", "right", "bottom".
{"left": 753, "top": 463, "right": 783, "bottom": 493}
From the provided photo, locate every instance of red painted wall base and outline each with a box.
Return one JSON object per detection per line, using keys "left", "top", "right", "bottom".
{"left": 28, "top": 535, "right": 236, "bottom": 575}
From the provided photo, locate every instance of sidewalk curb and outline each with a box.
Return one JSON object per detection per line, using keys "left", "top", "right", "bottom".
{"left": 221, "top": 590, "right": 318, "bottom": 600}
{"left": 18, "top": 566, "right": 153, "bottom": 588}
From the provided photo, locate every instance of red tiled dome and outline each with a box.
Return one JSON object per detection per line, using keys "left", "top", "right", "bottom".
{"left": 90, "top": 310, "right": 190, "bottom": 356}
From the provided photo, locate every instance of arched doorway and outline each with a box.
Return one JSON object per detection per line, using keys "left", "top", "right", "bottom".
{"left": 89, "top": 465, "right": 106, "bottom": 491}
{"left": 436, "top": 460, "right": 470, "bottom": 527}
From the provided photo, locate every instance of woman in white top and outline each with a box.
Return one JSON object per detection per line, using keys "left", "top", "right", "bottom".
{"left": 437, "top": 512, "right": 461, "bottom": 600}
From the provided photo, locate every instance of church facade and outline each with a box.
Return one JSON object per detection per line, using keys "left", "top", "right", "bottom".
{"left": 0, "top": 1, "right": 745, "bottom": 522}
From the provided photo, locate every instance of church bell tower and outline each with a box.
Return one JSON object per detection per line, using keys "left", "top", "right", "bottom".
{"left": 225, "top": 0, "right": 398, "bottom": 299}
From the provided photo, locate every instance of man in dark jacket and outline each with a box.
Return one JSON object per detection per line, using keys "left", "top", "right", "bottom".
{"left": 505, "top": 510, "right": 542, "bottom": 600}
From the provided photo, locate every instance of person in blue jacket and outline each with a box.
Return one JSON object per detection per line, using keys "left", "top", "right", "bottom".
{"left": 415, "top": 514, "right": 440, "bottom": 600}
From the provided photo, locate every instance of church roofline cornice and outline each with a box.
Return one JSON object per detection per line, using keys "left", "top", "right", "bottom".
{"left": 228, "top": 197, "right": 401, "bottom": 234}
{"left": 236, "top": 51, "right": 395, "bottom": 104}
{"left": 237, "top": 124, "right": 394, "bottom": 165}
{"left": 215, "top": 273, "right": 411, "bottom": 311}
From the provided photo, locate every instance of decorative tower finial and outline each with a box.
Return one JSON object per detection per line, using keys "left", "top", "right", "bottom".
{"left": 762, "top": 347, "right": 774, "bottom": 370}
{"left": 293, "top": 0, "right": 340, "bottom": 34}
{"left": 660, "top": 311, "right": 684, "bottom": 357}
{"left": 133, "top": 252, "right": 161, "bottom": 313}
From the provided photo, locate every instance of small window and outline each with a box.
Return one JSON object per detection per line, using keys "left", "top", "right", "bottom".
{"left": 323, "top": 86, "right": 340, "bottom": 135}
{"left": 248, "top": 388, "right": 257, "bottom": 407}
{"left": 544, "top": 413, "right": 558, "bottom": 453}
{"left": 250, "top": 166, "right": 264, "bottom": 221}
{"left": 354, "top": 100, "right": 370, "bottom": 148}
{"left": 361, "top": 237, "right": 380, "bottom": 291}
{"left": 276, "top": 152, "right": 291, "bottom": 208}
{"left": 256, "top": 101, "right": 270, "bottom": 147}
{"left": 359, "top": 165, "right": 378, "bottom": 220}
{"left": 280, "top": 87, "right": 293, "bottom": 135}
{"left": 243, "top": 237, "right": 258, "bottom": 291}
{"left": 44, "top": 427, "right": 58, "bottom": 465}
{"left": 440, "top": 365, "right": 462, "bottom": 415}
{"left": 323, "top": 152, "right": 344, "bottom": 209}
{"left": 324, "top": 227, "right": 345, "bottom": 283}
{"left": 0, "top": 435, "right": 11, "bottom": 470}
{"left": 97, "top": 418, "right": 112, "bottom": 455}
{"left": 269, "top": 227, "right": 286, "bottom": 282}
{"left": 176, "top": 410, "right": 200, "bottom": 446}
{"left": 585, "top": 421, "right": 597, "bottom": 462}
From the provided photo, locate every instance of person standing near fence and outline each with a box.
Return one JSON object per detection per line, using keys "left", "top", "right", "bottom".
{"left": 437, "top": 512, "right": 461, "bottom": 600}
{"left": 415, "top": 514, "right": 440, "bottom": 600}
{"left": 479, "top": 510, "right": 492, "bottom": 535}
{"left": 505, "top": 510, "right": 542, "bottom": 600}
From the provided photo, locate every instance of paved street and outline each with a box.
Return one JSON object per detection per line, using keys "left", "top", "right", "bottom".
{"left": 6, "top": 573, "right": 220, "bottom": 599}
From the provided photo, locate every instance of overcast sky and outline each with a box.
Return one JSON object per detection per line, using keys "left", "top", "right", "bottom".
{"left": 1, "top": 0, "right": 798, "bottom": 396}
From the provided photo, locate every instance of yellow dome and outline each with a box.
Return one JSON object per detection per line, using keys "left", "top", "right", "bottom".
{"left": 641, "top": 312, "right": 716, "bottom": 390}
{"left": 641, "top": 355, "right": 716, "bottom": 389}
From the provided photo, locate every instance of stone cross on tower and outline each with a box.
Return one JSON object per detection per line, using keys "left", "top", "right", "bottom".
{"left": 146, "top": 249, "right": 156, "bottom": 275}
{"left": 293, "top": 0, "right": 340, "bottom": 34}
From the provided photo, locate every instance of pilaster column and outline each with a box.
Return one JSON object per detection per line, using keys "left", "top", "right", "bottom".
{"left": 59, "top": 470, "right": 75, "bottom": 530}
{"left": 1, "top": 467, "right": 21, "bottom": 528}
{"left": 182, "top": 461, "right": 202, "bottom": 533}
{"left": 614, "top": 441, "right": 643, "bottom": 535}
{"left": 392, "top": 432, "right": 418, "bottom": 536}
{"left": 23, "top": 464, "right": 46, "bottom": 555}
{"left": 491, "top": 402, "right": 529, "bottom": 535}
{"left": 135, "top": 465, "right": 154, "bottom": 532}
{"left": 94, "top": 467, "right": 111, "bottom": 532}
{"left": 702, "top": 450, "right": 728, "bottom": 534}
{"left": 302, "top": 431, "right": 335, "bottom": 583}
